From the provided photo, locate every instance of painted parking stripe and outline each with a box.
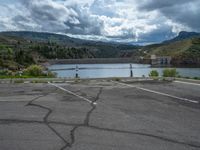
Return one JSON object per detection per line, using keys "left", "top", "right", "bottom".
{"left": 48, "top": 82, "right": 96, "bottom": 105}
{"left": 175, "top": 81, "right": 200, "bottom": 86}
{"left": 113, "top": 81, "right": 199, "bottom": 104}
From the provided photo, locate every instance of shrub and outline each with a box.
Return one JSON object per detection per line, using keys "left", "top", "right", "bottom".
{"left": 149, "top": 70, "right": 159, "bottom": 77}
{"left": 46, "top": 71, "right": 57, "bottom": 78}
{"left": 0, "top": 70, "right": 8, "bottom": 76}
{"left": 23, "top": 65, "right": 44, "bottom": 77}
{"left": 177, "top": 75, "right": 182, "bottom": 78}
{"left": 193, "top": 77, "right": 200, "bottom": 80}
{"left": 163, "top": 68, "right": 178, "bottom": 77}
{"left": 0, "top": 70, "right": 13, "bottom": 76}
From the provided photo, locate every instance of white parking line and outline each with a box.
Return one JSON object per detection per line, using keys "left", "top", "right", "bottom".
{"left": 48, "top": 82, "right": 96, "bottom": 105}
{"left": 113, "top": 81, "right": 199, "bottom": 104}
{"left": 175, "top": 81, "right": 200, "bottom": 86}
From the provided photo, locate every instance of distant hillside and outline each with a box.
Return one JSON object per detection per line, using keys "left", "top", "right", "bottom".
{"left": 0, "top": 34, "right": 96, "bottom": 70}
{"left": 0, "top": 31, "right": 138, "bottom": 69}
{"left": 0, "top": 31, "right": 138, "bottom": 58}
{"left": 0, "top": 31, "right": 84, "bottom": 46}
{"left": 142, "top": 37, "right": 200, "bottom": 66}
{"left": 163, "top": 31, "right": 200, "bottom": 44}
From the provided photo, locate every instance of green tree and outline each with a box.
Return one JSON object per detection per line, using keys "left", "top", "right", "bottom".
{"left": 163, "top": 68, "right": 178, "bottom": 77}
{"left": 23, "top": 65, "right": 44, "bottom": 77}
{"left": 149, "top": 70, "right": 159, "bottom": 77}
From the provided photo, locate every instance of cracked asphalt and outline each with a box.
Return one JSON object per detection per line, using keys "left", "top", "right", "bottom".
{"left": 0, "top": 80, "right": 200, "bottom": 150}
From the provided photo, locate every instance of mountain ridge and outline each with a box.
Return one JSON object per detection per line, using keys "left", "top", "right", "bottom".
{"left": 2, "top": 30, "right": 200, "bottom": 46}
{"left": 163, "top": 31, "right": 200, "bottom": 44}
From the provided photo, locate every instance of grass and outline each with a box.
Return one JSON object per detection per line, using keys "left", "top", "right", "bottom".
{"left": 144, "top": 38, "right": 192, "bottom": 56}
{"left": 0, "top": 75, "right": 55, "bottom": 79}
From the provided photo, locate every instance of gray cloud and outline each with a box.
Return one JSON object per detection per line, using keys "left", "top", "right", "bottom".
{"left": 64, "top": 4, "right": 104, "bottom": 35}
{"left": 139, "top": 25, "right": 176, "bottom": 43}
{"left": 140, "top": 0, "right": 197, "bottom": 10}
{"left": 11, "top": 0, "right": 103, "bottom": 34}
{"left": 140, "top": 0, "right": 200, "bottom": 31}
{"left": 0, "top": 0, "right": 199, "bottom": 44}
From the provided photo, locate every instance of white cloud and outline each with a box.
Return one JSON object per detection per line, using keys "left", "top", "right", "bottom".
{"left": 0, "top": 0, "right": 199, "bottom": 44}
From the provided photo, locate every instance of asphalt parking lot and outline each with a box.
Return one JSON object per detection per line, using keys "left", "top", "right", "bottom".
{"left": 0, "top": 80, "right": 200, "bottom": 150}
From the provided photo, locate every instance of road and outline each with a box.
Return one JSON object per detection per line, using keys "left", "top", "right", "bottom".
{"left": 0, "top": 80, "right": 200, "bottom": 150}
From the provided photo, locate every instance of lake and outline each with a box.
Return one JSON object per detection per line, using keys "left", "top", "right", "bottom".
{"left": 48, "top": 63, "right": 200, "bottom": 78}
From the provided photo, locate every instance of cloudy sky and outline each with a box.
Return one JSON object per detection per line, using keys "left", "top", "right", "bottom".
{"left": 0, "top": 0, "right": 199, "bottom": 44}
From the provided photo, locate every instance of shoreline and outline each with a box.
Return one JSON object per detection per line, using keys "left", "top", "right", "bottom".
{"left": 0, "top": 77, "right": 199, "bottom": 84}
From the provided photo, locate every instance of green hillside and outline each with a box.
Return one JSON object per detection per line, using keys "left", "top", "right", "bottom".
{"left": 142, "top": 37, "right": 200, "bottom": 66}
{"left": 0, "top": 31, "right": 138, "bottom": 58}
{"left": 0, "top": 32, "right": 138, "bottom": 70}
{"left": 0, "top": 34, "right": 94, "bottom": 70}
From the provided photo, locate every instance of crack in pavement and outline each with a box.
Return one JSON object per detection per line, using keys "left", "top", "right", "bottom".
{"left": 1, "top": 118, "right": 200, "bottom": 148}
{"left": 63, "top": 87, "right": 103, "bottom": 149}
{"left": 0, "top": 119, "right": 44, "bottom": 124}
{"left": 88, "top": 125, "right": 200, "bottom": 149}
{"left": 57, "top": 86, "right": 200, "bottom": 149}
{"left": 1, "top": 86, "right": 200, "bottom": 149}
{"left": 84, "top": 87, "right": 103, "bottom": 126}
{"left": 25, "top": 90, "right": 71, "bottom": 150}
{"left": 0, "top": 87, "right": 104, "bottom": 150}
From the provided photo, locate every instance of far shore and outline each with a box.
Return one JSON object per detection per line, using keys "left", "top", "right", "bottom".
{"left": 43, "top": 58, "right": 200, "bottom": 68}
{"left": 46, "top": 58, "right": 141, "bottom": 65}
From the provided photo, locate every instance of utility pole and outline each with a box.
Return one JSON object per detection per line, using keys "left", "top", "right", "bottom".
{"left": 75, "top": 65, "right": 79, "bottom": 78}
{"left": 130, "top": 64, "right": 133, "bottom": 77}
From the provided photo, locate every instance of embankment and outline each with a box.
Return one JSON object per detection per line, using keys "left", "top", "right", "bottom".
{"left": 47, "top": 58, "right": 145, "bottom": 65}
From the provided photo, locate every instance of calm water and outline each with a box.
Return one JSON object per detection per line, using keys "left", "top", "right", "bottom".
{"left": 48, "top": 64, "right": 200, "bottom": 78}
